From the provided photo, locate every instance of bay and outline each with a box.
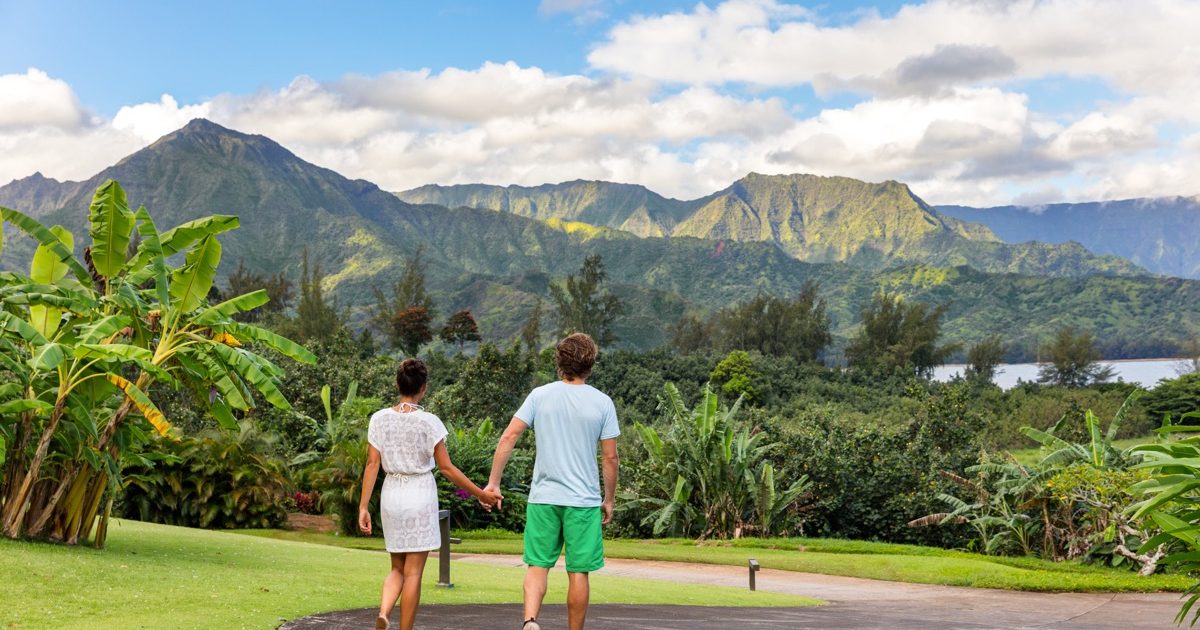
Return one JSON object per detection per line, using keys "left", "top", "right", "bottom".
{"left": 933, "top": 358, "right": 1193, "bottom": 389}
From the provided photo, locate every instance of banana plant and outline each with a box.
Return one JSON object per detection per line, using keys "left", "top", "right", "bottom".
{"left": 622, "top": 383, "right": 807, "bottom": 539}
{"left": 0, "top": 179, "right": 315, "bottom": 545}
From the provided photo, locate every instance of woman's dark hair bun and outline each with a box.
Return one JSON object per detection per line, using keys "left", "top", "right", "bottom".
{"left": 395, "top": 358, "right": 428, "bottom": 396}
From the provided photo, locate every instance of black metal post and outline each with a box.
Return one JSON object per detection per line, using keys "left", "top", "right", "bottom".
{"left": 437, "top": 509, "right": 453, "bottom": 588}
{"left": 748, "top": 558, "right": 760, "bottom": 591}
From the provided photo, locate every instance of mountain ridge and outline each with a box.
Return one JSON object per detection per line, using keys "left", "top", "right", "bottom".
{"left": 398, "top": 173, "right": 1144, "bottom": 277}
{"left": 938, "top": 197, "right": 1200, "bottom": 279}
{"left": 1, "top": 118, "right": 1195, "bottom": 356}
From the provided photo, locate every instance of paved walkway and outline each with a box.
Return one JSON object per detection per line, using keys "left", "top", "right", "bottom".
{"left": 282, "top": 553, "right": 1183, "bottom": 629}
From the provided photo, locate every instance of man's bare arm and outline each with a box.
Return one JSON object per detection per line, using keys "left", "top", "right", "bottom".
{"left": 600, "top": 438, "right": 619, "bottom": 525}
{"left": 487, "top": 417, "right": 529, "bottom": 489}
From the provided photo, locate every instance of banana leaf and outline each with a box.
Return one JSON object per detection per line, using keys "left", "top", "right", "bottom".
{"left": 87, "top": 180, "right": 136, "bottom": 278}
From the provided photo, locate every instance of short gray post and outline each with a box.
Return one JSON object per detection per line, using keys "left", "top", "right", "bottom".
{"left": 437, "top": 509, "right": 453, "bottom": 588}
{"left": 748, "top": 558, "right": 760, "bottom": 591}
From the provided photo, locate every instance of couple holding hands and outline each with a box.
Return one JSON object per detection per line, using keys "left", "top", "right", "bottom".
{"left": 358, "top": 333, "right": 620, "bottom": 630}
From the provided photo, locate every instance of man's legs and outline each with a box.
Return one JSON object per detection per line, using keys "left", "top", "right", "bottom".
{"left": 523, "top": 504, "right": 564, "bottom": 627}
{"left": 523, "top": 565, "right": 550, "bottom": 622}
{"left": 566, "top": 572, "right": 590, "bottom": 630}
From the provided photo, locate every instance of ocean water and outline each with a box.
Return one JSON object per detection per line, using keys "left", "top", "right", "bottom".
{"left": 933, "top": 359, "right": 1193, "bottom": 390}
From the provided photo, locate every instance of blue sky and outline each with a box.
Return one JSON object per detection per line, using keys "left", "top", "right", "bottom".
{"left": 3, "top": 0, "right": 912, "bottom": 114}
{"left": 1, "top": 0, "right": 1197, "bottom": 205}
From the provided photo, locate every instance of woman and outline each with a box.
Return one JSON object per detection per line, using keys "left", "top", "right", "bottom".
{"left": 359, "top": 358, "right": 501, "bottom": 630}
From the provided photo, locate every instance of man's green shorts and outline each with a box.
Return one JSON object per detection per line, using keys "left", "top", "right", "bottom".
{"left": 523, "top": 503, "right": 604, "bottom": 573}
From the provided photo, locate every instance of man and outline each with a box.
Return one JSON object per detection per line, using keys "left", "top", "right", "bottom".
{"left": 485, "top": 332, "right": 620, "bottom": 630}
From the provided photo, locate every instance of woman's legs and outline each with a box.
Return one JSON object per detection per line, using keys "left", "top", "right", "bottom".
{"left": 379, "top": 552, "right": 406, "bottom": 623}
{"left": 397, "top": 551, "right": 429, "bottom": 630}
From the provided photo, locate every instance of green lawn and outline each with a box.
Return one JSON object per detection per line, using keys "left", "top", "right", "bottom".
{"left": 0, "top": 520, "right": 815, "bottom": 630}
{"left": 242, "top": 527, "right": 1194, "bottom": 593}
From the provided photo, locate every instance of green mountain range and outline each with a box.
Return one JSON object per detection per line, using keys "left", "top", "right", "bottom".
{"left": 2, "top": 119, "right": 1196, "bottom": 358}
{"left": 399, "top": 175, "right": 1143, "bottom": 277}
{"left": 938, "top": 197, "right": 1200, "bottom": 279}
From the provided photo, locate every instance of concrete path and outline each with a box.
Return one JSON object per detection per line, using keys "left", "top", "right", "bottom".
{"left": 281, "top": 553, "right": 1184, "bottom": 629}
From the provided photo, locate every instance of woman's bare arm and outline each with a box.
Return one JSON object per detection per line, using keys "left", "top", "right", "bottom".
{"left": 435, "top": 441, "right": 501, "bottom": 505}
{"left": 358, "top": 444, "right": 382, "bottom": 534}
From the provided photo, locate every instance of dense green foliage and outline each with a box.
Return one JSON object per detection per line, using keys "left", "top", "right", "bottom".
{"left": 0, "top": 179, "right": 313, "bottom": 545}
{"left": 1131, "top": 418, "right": 1200, "bottom": 624}
{"left": 120, "top": 423, "right": 291, "bottom": 529}
{"left": 621, "top": 384, "right": 809, "bottom": 539}
{"left": 845, "top": 290, "right": 958, "bottom": 376}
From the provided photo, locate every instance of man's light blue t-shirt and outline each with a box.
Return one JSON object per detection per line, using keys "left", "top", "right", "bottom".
{"left": 515, "top": 381, "right": 620, "bottom": 508}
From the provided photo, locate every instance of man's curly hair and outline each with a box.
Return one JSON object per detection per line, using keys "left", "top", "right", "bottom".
{"left": 555, "top": 333, "right": 598, "bottom": 380}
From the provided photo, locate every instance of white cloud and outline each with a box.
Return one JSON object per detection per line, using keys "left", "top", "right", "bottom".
{"left": 590, "top": 0, "right": 1200, "bottom": 96}
{"left": 0, "top": 69, "right": 88, "bottom": 129}
{"left": 112, "top": 94, "right": 211, "bottom": 142}
{"left": 2, "top": 0, "right": 1199, "bottom": 213}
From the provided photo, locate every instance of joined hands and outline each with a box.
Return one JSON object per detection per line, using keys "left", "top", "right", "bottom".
{"left": 480, "top": 483, "right": 504, "bottom": 511}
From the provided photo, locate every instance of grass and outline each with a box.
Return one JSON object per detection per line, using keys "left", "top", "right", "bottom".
{"left": 242, "top": 527, "right": 1194, "bottom": 594}
{"left": 1007, "top": 435, "right": 1161, "bottom": 466}
{"left": 0, "top": 520, "right": 816, "bottom": 630}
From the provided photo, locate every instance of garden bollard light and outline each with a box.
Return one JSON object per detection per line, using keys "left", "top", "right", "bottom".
{"left": 748, "top": 558, "right": 760, "bottom": 591}
{"left": 437, "top": 510, "right": 461, "bottom": 588}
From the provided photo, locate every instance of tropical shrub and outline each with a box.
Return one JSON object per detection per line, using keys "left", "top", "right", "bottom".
{"left": 1131, "top": 414, "right": 1200, "bottom": 624}
{"left": 435, "top": 419, "right": 531, "bottom": 532}
{"left": 308, "top": 440, "right": 381, "bottom": 537}
{"left": 0, "top": 180, "right": 314, "bottom": 545}
{"left": 620, "top": 384, "right": 809, "bottom": 539}
{"left": 1142, "top": 373, "right": 1200, "bottom": 425}
{"left": 915, "top": 395, "right": 1166, "bottom": 572}
{"left": 772, "top": 384, "right": 982, "bottom": 545}
{"left": 119, "top": 422, "right": 291, "bottom": 529}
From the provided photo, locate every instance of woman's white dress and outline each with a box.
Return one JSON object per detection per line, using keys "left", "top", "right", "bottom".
{"left": 367, "top": 407, "right": 449, "bottom": 553}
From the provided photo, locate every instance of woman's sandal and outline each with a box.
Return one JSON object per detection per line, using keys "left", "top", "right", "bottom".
{"left": 522, "top": 619, "right": 541, "bottom": 630}
{"left": 376, "top": 615, "right": 390, "bottom": 630}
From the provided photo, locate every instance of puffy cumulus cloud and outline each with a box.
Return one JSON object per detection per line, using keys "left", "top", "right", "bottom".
{"left": 0, "top": 57, "right": 1193, "bottom": 207}
{"left": 0, "top": 69, "right": 88, "bottom": 129}
{"left": 589, "top": 0, "right": 1200, "bottom": 97}
{"left": 187, "top": 66, "right": 795, "bottom": 198}
{"left": 113, "top": 95, "right": 211, "bottom": 142}
{"left": 0, "top": 69, "right": 145, "bottom": 184}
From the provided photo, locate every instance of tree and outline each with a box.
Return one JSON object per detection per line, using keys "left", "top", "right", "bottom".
{"left": 371, "top": 247, "right": 434, "bottom": 350}
{"left": 440, "top": 310, "right": 481, "bottom": 352}
{"left": 222, "top": 259, "right": 293, "bottom": 322}
{"left": 287, "top": 249, "right": 344, "bottom": 344}
{"left": 709, "top": 351, "right": 760, "bottom": 403}
{"left": 393, "top": 307, "right": 434, "bottom": 357}
{"left": 1175, "top": 336, "right": 1200, "bottom": 376}
{"left": 667, "top": 313, "right": 713, "bottom": 355}
{"left": 1141, "top": 373, "right": 1200, "bottom": 423}
{"left": 965, "top": 335, "right": 1006, "bottom": 382}
{"left": 427, "top": 342, "right": 537, "bottom": 424}
{"left": 520, "top": 297, "right": 543, "bottom": 353}
{"left": 845, "top": 290, "right": 958, "bottom": 377}
{"left": 1037, "top": 328, "right": 1113, "bottom": 388}
{"left": 549, "top": 254, "right": 624, "bottom": 346}
{"left": 0, "top": 179, "right": 314, "bottom": 544}
{"left": 715, "top": 282, "right": 831, "bottom": 363}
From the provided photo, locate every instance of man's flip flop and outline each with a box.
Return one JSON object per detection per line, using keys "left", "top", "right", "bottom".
{"left": 376, "top": 615, "right": 390, "bottom": 629}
